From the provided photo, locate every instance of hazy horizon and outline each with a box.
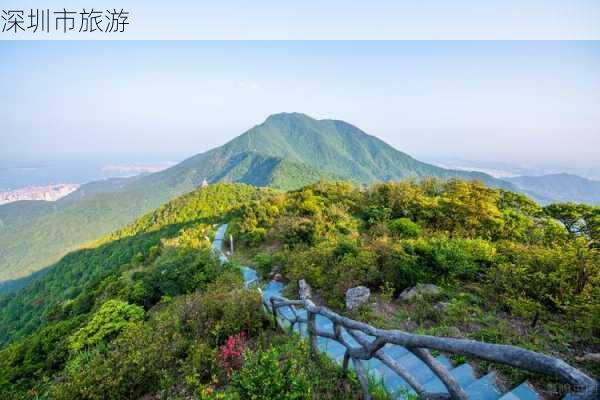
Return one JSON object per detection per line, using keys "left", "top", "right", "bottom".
{"left": 1, "top": 41, "right": 599, "bottom": 179}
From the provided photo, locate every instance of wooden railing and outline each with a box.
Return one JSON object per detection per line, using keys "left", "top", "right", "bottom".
{"left": 264, "top": 279, "right": 598, "bottom": 400}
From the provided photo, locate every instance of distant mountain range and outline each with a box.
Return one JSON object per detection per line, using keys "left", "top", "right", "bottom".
{"left": 507, "top": 173, "right": 600, "bottom": 205}
{"left": 0, "top": 113, "right": 597, "bottom": 285}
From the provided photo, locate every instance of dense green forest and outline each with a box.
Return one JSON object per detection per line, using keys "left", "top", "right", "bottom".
{"left": 0, "top": 184, "right": 270, "bottom": 347}
{"left": 1, "top": 112, "right": 526, "bottom": 284}
{"left": 0, "top": 184, "right": 368, "bottom": 400}
{"left": 229, "top": 179, "right": 599, "bottom": 391}
{"left": 1, "top": 180, "right": 598, "bottom": 399}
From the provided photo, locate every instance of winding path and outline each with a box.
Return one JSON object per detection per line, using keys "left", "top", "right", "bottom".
{"left": 212, "top": 224, "right": 550, "bottom": 400}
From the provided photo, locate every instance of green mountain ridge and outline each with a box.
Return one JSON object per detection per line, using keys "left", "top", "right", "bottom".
{"left": 0, "top": 183, "right": 269, "bottom": 348}
{"left": 180, "top": 112, "right": 517, "bottom": 187}
{"left": 0, "top": 113, "right": 532, "bottom": 283}
{"left": 508, "top": 173, "right": 600, "bottom": 205}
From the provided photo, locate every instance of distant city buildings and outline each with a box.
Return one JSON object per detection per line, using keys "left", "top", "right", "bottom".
{"left": 0, "top": 184, "right": 79, "bottom": 205}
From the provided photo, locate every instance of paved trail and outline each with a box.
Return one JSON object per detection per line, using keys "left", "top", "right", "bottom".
{"left": 212, "top": 224, "right": 541, "bottom": 400}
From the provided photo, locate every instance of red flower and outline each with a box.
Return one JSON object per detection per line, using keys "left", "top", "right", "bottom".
{"left": 218, "top": 332, "right": 246, "bottom": 376}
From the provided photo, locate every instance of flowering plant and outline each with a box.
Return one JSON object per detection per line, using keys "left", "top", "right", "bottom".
{"left": 217, "top": 332, "right": 246, "bottom": 377}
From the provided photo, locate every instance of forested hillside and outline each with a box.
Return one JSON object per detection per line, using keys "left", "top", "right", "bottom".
{"left": 0, "top": 180, "right": 598, "bottom": 399}
{"left": 0, "top": 183, "right": 363, "bottom": 400}
{"left": 0, "top": 184, "right": 269, "bottom": 347}
{"left": 0, "top": 113, "right": 521, "bottom": 284}
{"left": 229, "top": 179, "right": 599, "bottom": 393}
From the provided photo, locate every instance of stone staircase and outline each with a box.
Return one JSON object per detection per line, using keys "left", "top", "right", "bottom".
{"left": 212, "top": 224, "right": 597, "bottom": 400}
{"left": 263, "top": 280, "right": 542, "bottom": 400}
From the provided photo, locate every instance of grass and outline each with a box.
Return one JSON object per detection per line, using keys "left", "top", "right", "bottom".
{"left": 229, "top": 243, "right": 598, "bottom": 399}
{"left": 376, "top": 282, "right": 599, "bottom": 398}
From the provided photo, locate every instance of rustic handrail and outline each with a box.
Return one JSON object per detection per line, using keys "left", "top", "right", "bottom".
{"left": 265, "top": 279, "right": 598, "bottom": 400}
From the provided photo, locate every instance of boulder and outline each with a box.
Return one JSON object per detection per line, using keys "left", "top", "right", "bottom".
{"left": 268, "top": 265, "right": 282, "bottom": 280}
{"left": 401, "top": 319, "right": 418, "bottom": 331}
{"left": 270, "top": 265, "right": 282, "bottom": 274}
{"left": 399, "top": 284, "right": 441, "bottom": 302}
{"left": 433, "top": 302, "right": 450, "bottom": 312}
{"left": 346, "top": 286, "right": 371, "bottom": 311}
{"left": 576, "top": 353, "right": 600, "bottom": 363}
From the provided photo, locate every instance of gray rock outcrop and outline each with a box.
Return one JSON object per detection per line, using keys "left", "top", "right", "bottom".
{"left": 346, "top": 286, "right": 371, "bottom": 311}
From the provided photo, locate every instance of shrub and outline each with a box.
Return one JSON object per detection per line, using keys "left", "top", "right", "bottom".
{"left": 253, "top": 252, "right": 273, "bottom": 278}
{"left": 231, "top": 339, "right": 353, "bottom": 400}
{"left": 218, "top": 333, "right": 247, "bottom": 378}
{"left": 280, "top": 241, "right": 378, "bottom": 308}
{"left": 180, "top": 274, "right": 265, "bottom": 347}
{"left": 362, "top": 205, "right": 392, "bottom": 228}
{"left": 0, "top": 316, "right": 85, "bottom": 394}
{"left": 232, "top": 347, "right": 302, "bottom": 399}
{"left": 68, "top": 300, "right": 144, "bottom": 353}
{"left": 410, "top": 236, "right": 496, "bottom": 281}
{"left": 183, "top": 341, "right": 217, "bottom": 389}
{"left": 52, "top": 310, "right": 186, "bottom": 400}
{"left": 129, "top": 247, "right": 222, "bottom": 308}
{"left": 376, "top": 240, "right": 425, "bottom": 291}
{"left": 280, "top": 217, "right": 317, "bottom": 246}
{"left": 388, "top": 218, "right": 421, "bottom": 238}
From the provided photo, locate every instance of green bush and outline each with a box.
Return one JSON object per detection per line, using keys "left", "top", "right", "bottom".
{"left": 182, "top": 341, "right": 218, "bottom": 392}
{"left": 280, "top": 217, "right": 317, "bottom": 246}
{"left": 68, "top": 300, "right": 144, "bottom": 353}
{"left": 231, "top": 339, "right": 356, "bottom": 400}
{"left": 388, "top": 218, "right": 421, "bottom": 238}
{"left": 128, "top": 246, "right": 222, "bottom": 308}
{"left": 489, "top": 240, "right": 600, "bottom": 338}
{"left": 0, "top": 316, "right": 85, "bottom": 394}
{"left": 409, "top": 236, "right": 496, "bottom": 281}
{"left": 232, "top": 346, "right": 310, "bottom": 399}
{"left": 180, "top": 273, "right": 265, "bottom": 346}
{"left": 253, "top": 251, "right": 273, "bottom": 278}
{"left": 280, "top": 241, "right": 378, "bottom": 308}
{"left": 51, "top": 311, "right": 186, "bottom": 400}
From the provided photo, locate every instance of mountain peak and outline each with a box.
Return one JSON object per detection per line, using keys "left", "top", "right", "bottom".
{"left": 264, "top": 112, "right": 315, "bottom": 124}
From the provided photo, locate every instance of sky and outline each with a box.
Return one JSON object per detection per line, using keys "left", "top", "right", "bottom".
{"left": 0, "top": 41, "right": 599, "bottom": 174}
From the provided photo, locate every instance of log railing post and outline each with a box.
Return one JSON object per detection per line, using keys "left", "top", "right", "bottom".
{"left": 353, "top": 358, "right": 372, "bottom": 400}
{"left": 342, "top": 351, "right": 350, "bottom": 376}
{"left": 410, "top": 347, "right": 467, "bottom": 400}
{"left": 307, "top": 310, "right": 318, "bottom": 356}
{"left": 269, "top": 298, "right": 278, "bottom": 329}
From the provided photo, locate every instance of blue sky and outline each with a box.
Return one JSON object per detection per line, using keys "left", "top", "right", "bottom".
{"left": 0, "top": 41, "right": 599, "bottom": 171}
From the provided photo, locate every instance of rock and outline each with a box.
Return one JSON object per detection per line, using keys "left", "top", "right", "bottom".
{"left": 346, "top": 286, "right": 371, "bottom": 311}
{"left": 402, "top": 320, "right": 418, "bottom": 331}
{"left": 399, "top": 284, "right": 441, "bottom": 302}
{"left": 433, "top": 302, "right": 449, "bottom": 312}
{"left": 270, "top": 265, "right": 282, "bottom": 274}
{"left": 576, "top": 353, "right": 600, "bottom": 363}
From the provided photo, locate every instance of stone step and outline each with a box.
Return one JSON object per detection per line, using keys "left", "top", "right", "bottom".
{"left": 421, "top": 362, "right": 477, "bottom": 394}
{"left": 499, "top": 382, "right": 541, "bottom": 400}
{"left": 380, "top": 343, "right": 410, "bottom": 361}
{"left": 463, "top": 372, "right": 503, "bottom": 400}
